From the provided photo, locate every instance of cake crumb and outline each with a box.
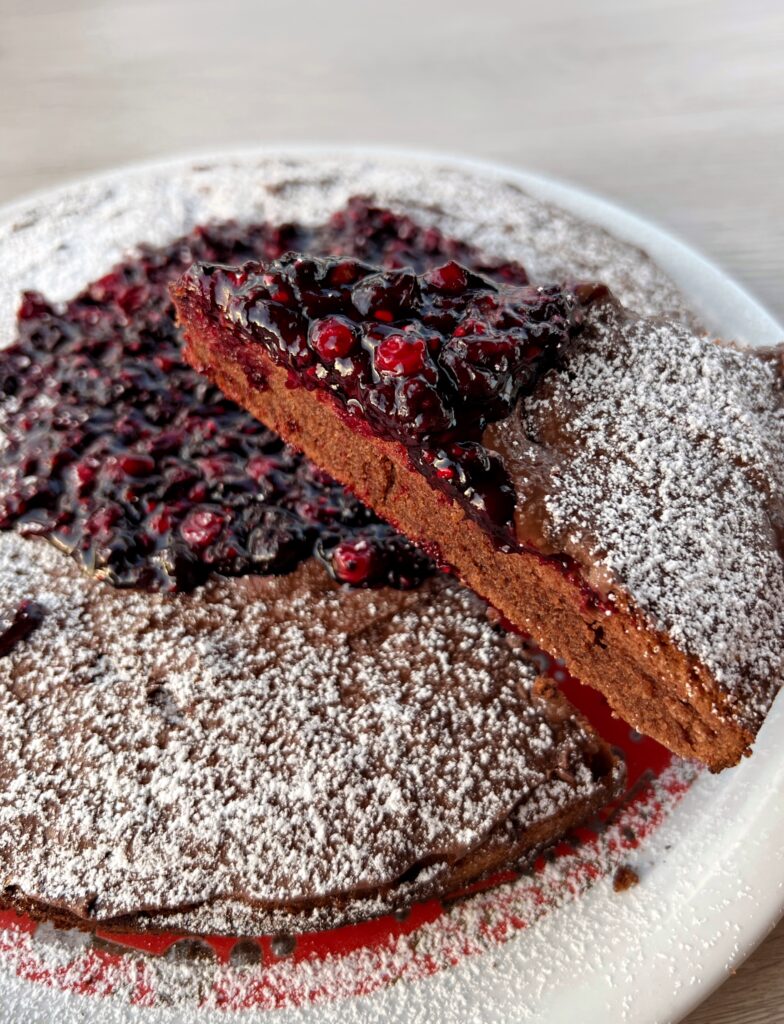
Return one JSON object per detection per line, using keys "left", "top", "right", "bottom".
{"left": 613, "top": 865, "right": 640, "bottom": 893}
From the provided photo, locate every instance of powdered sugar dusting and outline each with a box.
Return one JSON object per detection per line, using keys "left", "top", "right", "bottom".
{"left": 524, "top": 304, "right": 784, "bottom": 726}
{"left": 0, "top": 532, "right": 612, "bottom": 926}
{"left": 0, "top": 152, "right": 696, "bottom": 351}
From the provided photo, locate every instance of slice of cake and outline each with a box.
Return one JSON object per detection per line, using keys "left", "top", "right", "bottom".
{"left": 173, "top": 254, "right": 784, "bottom": 771}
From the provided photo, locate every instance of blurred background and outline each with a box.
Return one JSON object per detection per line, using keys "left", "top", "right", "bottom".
{"left": 1, "top": 1, "right": 783, "bottom": 1021}
{"left": 2, "top": 0, "right": 783, "bottom": 322}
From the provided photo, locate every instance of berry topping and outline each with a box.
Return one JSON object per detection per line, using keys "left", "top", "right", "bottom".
{"left": 374, "top": 335, "right": 428, "bottom": 376}
{"left": 325, "top": 197, "right": 529, "bottom": 285}
{"left": 184, "top": 252, "right": 590, "bottom": 543}
{"left": 0, "top": 198, "right": 526, "bottom": 591}
{"left": 310, "top": 317, "right": 357, "bottom": 360}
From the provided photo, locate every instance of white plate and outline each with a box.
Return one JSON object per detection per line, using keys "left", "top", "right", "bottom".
{"left": 0, "top": 147, "right": 781, "bottom": 1024}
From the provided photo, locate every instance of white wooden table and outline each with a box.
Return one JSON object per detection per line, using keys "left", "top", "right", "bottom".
{"left": 2, "top": 1, "right": 783, "bottom": 1019}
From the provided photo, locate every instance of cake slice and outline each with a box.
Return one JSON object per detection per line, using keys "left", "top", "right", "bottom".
{"left": 173, "top": 254, "right": 784, "bottom": 771}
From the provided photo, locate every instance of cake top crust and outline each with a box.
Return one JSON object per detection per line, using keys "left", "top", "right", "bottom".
{"left": 0, "top": 531, "right": 613, "bottom": 924}
{"left": 511, "top": 301, "right": 784, "bottom": 727}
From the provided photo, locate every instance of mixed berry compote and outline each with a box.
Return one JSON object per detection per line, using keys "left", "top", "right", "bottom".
{"left": 0, "top": 199, "right": 531, "bottom": 592}
{"left": 179, "top": 254, "right": 586, "bottom": 547}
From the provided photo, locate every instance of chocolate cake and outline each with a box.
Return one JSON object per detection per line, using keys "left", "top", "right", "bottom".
{"left": 0, "top": 204, "right": 623, "bottom": 936}
{"left": 173, "top": 248, "right": 784, "bottom": 771}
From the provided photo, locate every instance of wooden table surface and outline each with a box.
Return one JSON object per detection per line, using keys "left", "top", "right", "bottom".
{"left": 1, "top": 0, "right": 783, "bottom": 1019}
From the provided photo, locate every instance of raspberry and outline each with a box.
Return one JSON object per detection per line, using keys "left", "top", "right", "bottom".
{"left": 374, "top": 336, "right": 427, "bottom": 376}
{"left": 332, "top": 539, "right": 374, "bottom": 584}
{"left": 311, "top": 318, "right": 357, "bottom": 360}
{"left": 180, "top": 508, "right": 225, "bottom": 549}
{"left": 425, "top": 261, "right": 467, "bottom": 293}
{"left": 117, "top": 454, "right": 156, "bottom": 477}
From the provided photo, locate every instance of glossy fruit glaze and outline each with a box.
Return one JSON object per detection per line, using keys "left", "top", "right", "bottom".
{"left": 0, "top": 199, "right": 529, "bottom": 591}
{"left": 182, "top": 254, "right": 586, "bottom": 546}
